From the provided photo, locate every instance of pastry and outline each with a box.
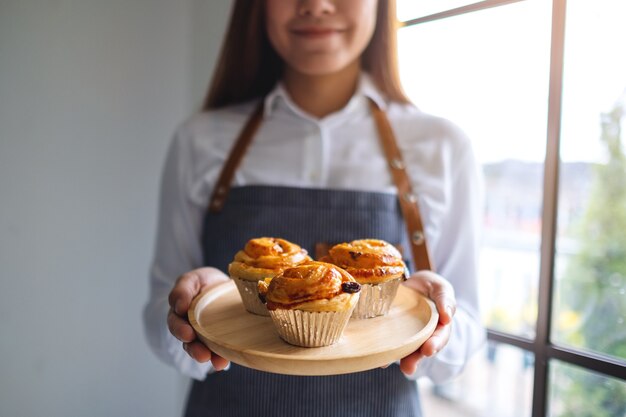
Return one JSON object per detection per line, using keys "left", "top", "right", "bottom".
{"left": 322, "top": 239, "right": 408, "bottom": 319}
{"left": 258, "top": 261, "right": 361, "bottom": 347}
{"left": 228, "top": 237, "right": 310, "bottom": 316}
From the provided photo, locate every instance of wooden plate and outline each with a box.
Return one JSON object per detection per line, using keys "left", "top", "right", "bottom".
{"left": 188, "top": 280, "right": 438, "bottom": 376}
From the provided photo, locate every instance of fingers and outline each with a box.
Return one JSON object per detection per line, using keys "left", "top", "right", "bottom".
{"left": 181, "top": 341, "right": 211, "bottom": 363}
{"left": 405, "top": 270, "right": 456, "bottom": 325}
{"left": 210, "top": 352, "right": 230, "bottom": 371}
{"left": 168, "top": 267, "right": 230, "bottom": 315}
{"left": 167, "top": 271, "right": 209, "bottom": 342}
{"left": 418, "top": 323, "right": 451, "bottom": 357}
{"left": 399, "top": 313, "right": 453, "bottom": 376}
{"left": 168, "top": 272, "right": 202, "bottom": 315}
{"left": 400, "top": 350, "right": 424, "bottom": 375}
{"left": 181, "top": 342, "right": 230, "bottom": 370}
{"left": 432, "top": 289, "right": 456, "bottom": 326}
{"left": 167, "top": 308, "right": 196, "bottom": 343}
{"left": 166, "top": 268, "right": 231, "bottom": 368}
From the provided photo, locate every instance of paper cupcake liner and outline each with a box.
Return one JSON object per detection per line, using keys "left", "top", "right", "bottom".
{"left": 269, "top": 303, "right": 357, "bottom": 347}
{"left": 351, "top": 277, "right": 402, "bottom": 319}
{"left": 232, "top": 277, "right": 270, "bottom": 316}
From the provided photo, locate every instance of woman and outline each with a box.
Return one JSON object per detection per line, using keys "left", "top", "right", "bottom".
{"left": 143, "top": 0, "right": 485, "bottom": 416}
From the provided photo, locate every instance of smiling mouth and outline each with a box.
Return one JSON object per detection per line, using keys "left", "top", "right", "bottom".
{"left": 292, "top": 28, "right": 344, "bottom": 38}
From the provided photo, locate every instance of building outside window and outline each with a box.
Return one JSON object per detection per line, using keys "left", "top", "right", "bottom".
{"left": 396, "top": 1, "right": 626, "bottom": 416}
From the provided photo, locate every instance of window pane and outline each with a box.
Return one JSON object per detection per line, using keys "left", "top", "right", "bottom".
{"left": 553, "top": 0, "right": 626, "bottom": 361}
{"left": 419, "top": 342, "right": 533, "bottom": 417}
{"left": 548, "top": 360, "right": 626, "bottom": 417}
{"left": 397, "top": 0, "right": 476, "bottom": 21}
{"left": 398, "top": 0, "right": 552, "bottom": 337}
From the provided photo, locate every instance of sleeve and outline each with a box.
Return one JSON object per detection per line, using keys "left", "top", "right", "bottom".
{"left": 407, "top": 125, "right": 486, "bottom": 383}
{"left": 142, "top": 124, "right": 214, "bottom": 380}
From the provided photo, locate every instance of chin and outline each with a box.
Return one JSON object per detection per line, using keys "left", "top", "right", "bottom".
{"left": 292, "top": 60, "right": 354, "bottom": 78}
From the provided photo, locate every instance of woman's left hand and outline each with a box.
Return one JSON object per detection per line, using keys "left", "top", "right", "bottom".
{"left": 399, "top": 270, "right": 456, "bottom": 376}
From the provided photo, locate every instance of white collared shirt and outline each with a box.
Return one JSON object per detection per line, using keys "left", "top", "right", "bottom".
{"left": 143, "top": 74, "right": 485, "bottom": 382}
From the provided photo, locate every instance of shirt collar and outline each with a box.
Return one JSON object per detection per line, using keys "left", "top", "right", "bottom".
{"left": 263, "top": 72, "right": 388, "bottom": 119}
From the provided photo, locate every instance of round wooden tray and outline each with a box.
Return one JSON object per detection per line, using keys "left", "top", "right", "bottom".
{"left": 188, "top": 280, "right": 438, "bottom": 376}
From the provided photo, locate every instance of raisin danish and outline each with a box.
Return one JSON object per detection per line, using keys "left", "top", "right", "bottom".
{"left": 228, "top": 237, "right": 310, "bottom": 316}
{"left": 258, "top": 261, "right": 361, "bottom": 347}
{"left": 323, "top": 239, "right": 408, "bottom": 319}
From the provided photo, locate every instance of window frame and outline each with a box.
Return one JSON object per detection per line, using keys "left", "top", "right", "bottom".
{"left": 398, "top": 1, "right": 626, "bottom": 416}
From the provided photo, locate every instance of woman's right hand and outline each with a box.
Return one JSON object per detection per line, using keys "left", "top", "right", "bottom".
{"left": 167, "top": 267, "right": 231, "bottom": 370}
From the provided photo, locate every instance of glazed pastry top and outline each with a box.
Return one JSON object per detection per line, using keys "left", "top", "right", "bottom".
{"left": 258, "top": 261, "right": 361, "bottom": 312}
{"left": 323, "top": 239, "right": 408, "bottom": 284}
{"left": 228, "top": 237, "right": 310, "bottom": 281}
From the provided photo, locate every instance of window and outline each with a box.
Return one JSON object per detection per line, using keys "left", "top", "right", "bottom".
{"left": 396, "top": 1, "right": 626, "bottom": 416}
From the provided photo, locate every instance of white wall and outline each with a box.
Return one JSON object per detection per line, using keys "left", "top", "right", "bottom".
{"left": 0, "top": 1, "right": 231, "bottom": 416}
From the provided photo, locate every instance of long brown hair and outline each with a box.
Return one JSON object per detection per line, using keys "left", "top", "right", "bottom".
{"left": 203, "top": 0, "right": 409, "bottom": 110}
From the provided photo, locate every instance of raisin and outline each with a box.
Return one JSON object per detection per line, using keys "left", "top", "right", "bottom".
{"left": 349, "top": 251, "right": 362, "bottom": 260}
{"left": 341, "top": 281, "right": 361, "bottom": 293}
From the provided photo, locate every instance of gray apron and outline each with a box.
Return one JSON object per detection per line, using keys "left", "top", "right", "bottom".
{"left": 183, "top": 186, "right": 423, "bottom": 417}
{"left": 184, "top": 100, "right": 424, "bottom": 417}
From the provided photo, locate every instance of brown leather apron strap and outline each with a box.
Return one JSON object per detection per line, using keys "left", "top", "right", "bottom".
{"left": 208, "top": 101, "right": 265, "bottom": 213}
{"left": 369, "top": 99, "right": 434, "bottom": 272}
{"left": 207, "top": 97, "right": 434, "bottom": 272}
